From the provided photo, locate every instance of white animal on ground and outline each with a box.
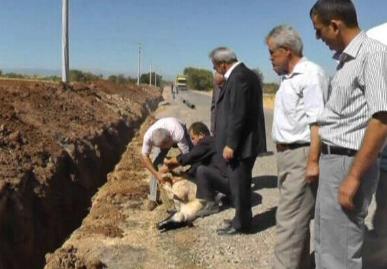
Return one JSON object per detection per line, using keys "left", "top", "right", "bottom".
{"left": 157, "top": 177, "right": 204, "bottom": 232}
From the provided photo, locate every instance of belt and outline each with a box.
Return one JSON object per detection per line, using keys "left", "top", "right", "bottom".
{"left": 321, "top": 143, "right": 357, "bottom": 156}
{"left": 276, "top": 143, "right": 310, "bottom": 152}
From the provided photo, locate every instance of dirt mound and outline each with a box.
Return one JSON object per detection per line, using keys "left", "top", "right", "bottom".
{"left": 0, "top": 79, "right": 162, "bottom": 269}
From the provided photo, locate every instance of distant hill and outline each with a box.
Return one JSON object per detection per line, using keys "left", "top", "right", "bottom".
{"left": 0, "top": 67, "right": 138, "bottom": 79}
{"left": 1, "top": 68, "right": 61, "bottom": 76}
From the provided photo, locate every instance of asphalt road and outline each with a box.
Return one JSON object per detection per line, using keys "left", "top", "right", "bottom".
{"left": 155, "top": 88, "right": 376, "bottom": 268}
{"left": 155, "top": 88, "right": 278, "bottom": 268}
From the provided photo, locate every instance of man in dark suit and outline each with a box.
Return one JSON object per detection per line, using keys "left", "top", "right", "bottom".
{"left": 163, "top": 121, "right": 230, "bottom": 216}
{"left": 163, "top": 121, "right": 227, "bottom": 183}
{"left": 209, "top": 47, "right": 267, "bottom": 235}
{"left": 210, "top": 72, "right": 225, "bottom": 135}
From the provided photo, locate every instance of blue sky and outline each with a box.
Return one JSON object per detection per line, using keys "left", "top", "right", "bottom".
{"left": 0, "top": 0, "right": 386, "bottom": 82}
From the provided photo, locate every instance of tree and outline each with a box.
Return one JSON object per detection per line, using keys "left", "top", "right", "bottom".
{"left": 108, "top": 74, "right": 136, "bottom": 85}
{"left": 108, "top": 75, "right": 118, "bottom": 83}
{"left": 140, "top": 72, "right": 162, "bottom": 87}
{"left": 69, "top": 70, "right": 101, "bottom": 82}
{"left": 183, "top": 67, "right": 213, "bottom": 91}
{"left": 69, "top": 70, "right": 87, "bottom": 82}
{"left": 43, "top": 75, "right": 61, "bottom": 82}
{"left": 4, "top": 72, "right": 24, "bottom": 79}
{"left": 263, "top": 83, "right": 279, "bottom": 94}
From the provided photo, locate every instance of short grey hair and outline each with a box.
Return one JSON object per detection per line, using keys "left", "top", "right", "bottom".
{"left": 209, "top": 47, "right": 238, "bottom": 64}
{"left": 152, "top": 128, "right": 171, "bottom": 146}
{"left": 266, "top": 25, "right": 303, "bottom": 56}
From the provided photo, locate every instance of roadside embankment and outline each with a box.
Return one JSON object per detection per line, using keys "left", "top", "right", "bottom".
{"left": 0, "top": 79, "right": 162, "bottom": 269}
{"left": 43, "top": 87, "right": 279, "bottom": 269}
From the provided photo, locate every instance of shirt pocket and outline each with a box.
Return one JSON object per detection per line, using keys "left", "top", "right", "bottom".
{"left": 327, "top": 73, "right": 359, "bottom": 115}
{"left": 278, "top": 83, "right": 301, "bottom": 116}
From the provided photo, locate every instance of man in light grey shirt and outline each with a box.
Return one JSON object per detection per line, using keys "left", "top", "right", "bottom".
{"left": 265, "top": 25, "right": 328, "bottom": 269}
{"left": 310, "top": 1, "right": 387, "bottom": 268}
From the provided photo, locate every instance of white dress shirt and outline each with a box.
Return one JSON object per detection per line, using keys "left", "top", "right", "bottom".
{"left": 142, "top": 117, "right": 190, "bottom": 155}
{"left": 224, "top": 61, "right": 241, "bottom": 80}
{"left": 272, "top": 57, "right": 328, "bottom": 144}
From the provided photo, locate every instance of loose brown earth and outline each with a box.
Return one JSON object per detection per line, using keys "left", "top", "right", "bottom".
{"left": 0, "top": 79, "right": 162, "bottom": 269}
{"left": 43, "top": 88, "right": 280, "bottom": 269}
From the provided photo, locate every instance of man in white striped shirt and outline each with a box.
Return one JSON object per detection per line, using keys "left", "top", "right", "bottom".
{"left": 266, "top": 25, "right": 328, "bottom": 269}
{"left": 310, "top": 1, "right": 387, "bottom": 268}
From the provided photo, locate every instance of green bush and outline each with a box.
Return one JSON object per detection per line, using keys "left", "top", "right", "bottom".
{"left": 140, "top": 72, "right": 162, "bottom": 87}
{"left": 263, "top": 83, "right": 279, "bottom": 94}
{"left": 183, "top": 67, "right": 212, "bottom": 91}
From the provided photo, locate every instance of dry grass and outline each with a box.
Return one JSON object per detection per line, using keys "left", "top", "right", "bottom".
{"left": 263, "top": 94, "right": 275, "bottom": 110}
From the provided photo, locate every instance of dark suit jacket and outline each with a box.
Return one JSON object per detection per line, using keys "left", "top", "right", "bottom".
{"left": 214, "top": 63, "right": 267, "bottom": 159}
{"left": 210, "top": 85, "right": 223, "bottom": 135}
{"left": 177, "top": 136, "right": 227, "bottom": 178}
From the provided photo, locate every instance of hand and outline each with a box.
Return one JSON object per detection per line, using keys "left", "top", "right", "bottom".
{"left": 156, "top": 172, "right": 168, "bottom": 184}
{"left": 223, "top": 146, "right": 234, "bottom": 161}
{"left": 158, "top": 165, "right": 169, "bottom": 174}
{"left": 163, "top": 158, "right": 172, "bottom": 165}
{"left": 305, "top": 160, "right": 319, "bottom": 183}
{"left": 163, "top": 157, "right": 178, "bottom": 168}
{"left": 338, "top": 175, "right": 361, "bottom": 211}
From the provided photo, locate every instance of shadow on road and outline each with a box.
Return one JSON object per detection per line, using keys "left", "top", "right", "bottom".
{"left": 252, "top": 175, "right": 277, "bottom": 191}
{"left": 251, "top": 192, "right": 263, "bottom": 207}
{"left": 258, "top": 151, "right": 274, "bottom": 157}
{"left": 218, "top": 192, "right": 262, "bottom": 211}
{"left": 250, "top": 207, "right": 277, "bottom": 234}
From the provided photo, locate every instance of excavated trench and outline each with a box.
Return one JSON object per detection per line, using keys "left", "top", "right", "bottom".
{"left": 0, "top": 80, "right": 162, "bottom": 269}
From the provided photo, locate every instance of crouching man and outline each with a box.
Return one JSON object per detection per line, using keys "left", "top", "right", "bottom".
{"left": 157, "top": 122, "right": 230, "bottom": 231}
{"left": 141, "top": 117, "right": 192, "bottom": 210}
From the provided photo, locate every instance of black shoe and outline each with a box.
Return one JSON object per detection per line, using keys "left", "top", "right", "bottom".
{"left": 216, "top": 225, "right": 250, "bottom": 235}
{"left": 215, "top": 194, "right": 231, "bottom": 208}
{"left": 157, "top": 214, "right": 187, "bottom": 232}
{"left": 216, "top": 226, "right": 242, "bottom": 236}
{"left": 216, "top": 223, "right": 250, "bottom": 236}
{"left": 196, "top": 201, "right": 220, "bottom": 218}
{"left": 216, "top": 219, "right": 233, "bottom": 230}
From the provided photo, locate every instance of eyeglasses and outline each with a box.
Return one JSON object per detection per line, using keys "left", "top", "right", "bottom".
{"left": 268, "top": 46, "right": 286, "bottom": 56}
{"left": 212, "top": 62, "right": 225, "bottom": 70}
{"left": 213, "top": 63, "right": 221, "bottom": 70}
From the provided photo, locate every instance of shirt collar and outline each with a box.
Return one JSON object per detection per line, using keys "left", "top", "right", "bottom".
{"left": 283, "top": 57, "right": 307, "bottom": 79}
{"left": 224, "top": 61, "right": 241, "bottom": 80}
{"left": 333, "top": 31, "right": 366, "bottom": 63}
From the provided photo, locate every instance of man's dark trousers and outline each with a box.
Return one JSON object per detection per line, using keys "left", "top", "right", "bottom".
{"left": 228, "top": 157, "right": 255, "bottom": 230}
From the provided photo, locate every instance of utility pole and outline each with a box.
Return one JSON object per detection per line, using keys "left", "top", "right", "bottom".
{"left": 149, "top": 63, "right": 152, "bottom": 86}
{"left": 137, "top": 43, "right": 142, "bottom": 85}
{"left": 154, "top": 70, "right": 157, "bottom": 87}
{"left": 62, "top": 0, "right": 69, "bottom": 83}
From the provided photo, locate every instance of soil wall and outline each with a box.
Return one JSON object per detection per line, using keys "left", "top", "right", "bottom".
{"left": 0, "top": 80, "right": 162, "bottom": 269}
